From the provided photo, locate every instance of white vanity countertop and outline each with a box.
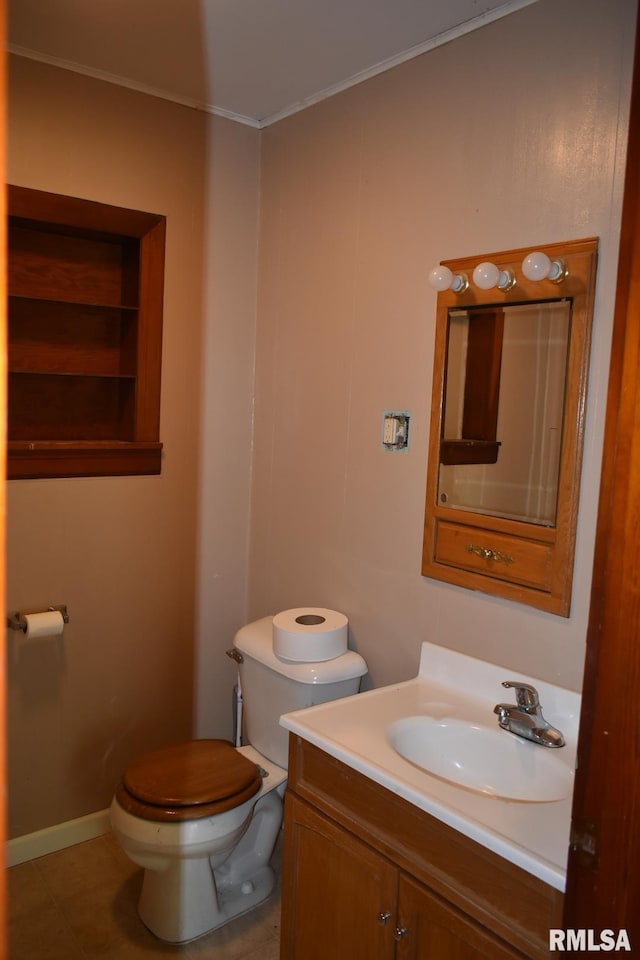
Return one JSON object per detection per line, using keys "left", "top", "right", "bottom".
{"left": 280, "top": 641, "right": 581, "bottom": 892}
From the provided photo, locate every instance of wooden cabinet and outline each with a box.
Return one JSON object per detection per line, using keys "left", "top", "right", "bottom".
{"left": 281, "top": 736, "right": 562, "bottom": 960}
{"left": 7, "top": 185, "right": 166, "bottom": 480}
{"left": 283, "top": 794, "right": 524, "bottom": 960}
{"left": 422, "top": 239, "right": 598, "bottom": 616}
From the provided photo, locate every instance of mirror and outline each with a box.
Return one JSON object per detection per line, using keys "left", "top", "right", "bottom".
{"left": 422, "top": 239, "right": 598, "bottom": 616}
{"left": 440, "top": 300, "right": 570, "bottom": 525}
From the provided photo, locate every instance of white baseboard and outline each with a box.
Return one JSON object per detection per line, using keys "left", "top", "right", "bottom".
{"left": 7, "top": 809, "right": 111, "bottom": 867}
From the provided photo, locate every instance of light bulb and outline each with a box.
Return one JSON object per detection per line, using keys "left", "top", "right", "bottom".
{"left": 472, "top": 261, "right": 515, "bottom": 292}
{"left": 522, "top": 251, "right": 567, "bottom": 283}
{"left": 429, "top": 265, "right": 453, "bottom": 291}
{"left": 428, "top": 264, "right": 468, "bottom": 294}
{"left": 473, "top": 261, "right": 499, "bottom": 289}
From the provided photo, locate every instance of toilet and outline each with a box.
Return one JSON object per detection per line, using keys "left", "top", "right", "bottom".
{"left": 109, "top": 614, "right": 367, "bottom": 943}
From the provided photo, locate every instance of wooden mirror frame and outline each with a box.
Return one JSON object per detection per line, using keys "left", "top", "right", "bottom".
{"left": 422, "top": 237, "right": 598, "bottom": 616}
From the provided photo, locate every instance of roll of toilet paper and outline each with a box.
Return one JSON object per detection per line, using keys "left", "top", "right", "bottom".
{"left": 22, "top": 610, "right": 65, "bottom": 641}
{"left": 273, "top": 608, "right": 348, "bottom": 662}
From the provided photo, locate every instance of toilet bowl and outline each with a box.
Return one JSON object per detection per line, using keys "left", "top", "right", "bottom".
{"left": 110, "top": 613, "right": 367, "bottom": 944}
{"left": 111, "top": 742, "right": 286, "bottom": 943}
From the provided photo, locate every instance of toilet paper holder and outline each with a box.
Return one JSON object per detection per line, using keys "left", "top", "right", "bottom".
{"left": 6, "top": 604, "right": 70, "bottom": 632}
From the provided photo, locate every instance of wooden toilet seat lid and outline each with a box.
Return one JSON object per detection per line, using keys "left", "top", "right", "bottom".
{"left": 122, "top": 739, "right": 262, "bottom": 809}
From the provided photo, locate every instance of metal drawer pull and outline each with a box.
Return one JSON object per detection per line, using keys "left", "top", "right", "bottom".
{"left": 393, "top": 926, "right": 408, "bottom": 941}
{"left": 467, "top": 543, "right": 514, "bottom": 565}
{"left": 377, "top": 911, "right": 392, "bottom": 925}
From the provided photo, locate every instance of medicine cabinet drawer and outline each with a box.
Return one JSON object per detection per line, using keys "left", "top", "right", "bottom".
{"left": 434, "top": 520, "right": 553, "bottom": 591}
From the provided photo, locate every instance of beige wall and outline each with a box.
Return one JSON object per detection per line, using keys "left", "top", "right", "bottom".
{"left": 6, "top": 57, "right": 260, "bottom": 837}
{"left": 250, "top": 0, "right": 637, "bottom": 692}
{"left": 195, "top": 117, "right": 261, "bottom": 737}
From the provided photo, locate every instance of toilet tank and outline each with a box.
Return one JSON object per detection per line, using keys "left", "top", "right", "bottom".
{"left": 234, "top": 615, "right": 367, "bottom": 768}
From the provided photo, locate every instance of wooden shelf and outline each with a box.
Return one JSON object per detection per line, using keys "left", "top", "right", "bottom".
{"left": 9, "top": 298, "right": 137, "bottom": 378}
{"left": 7, "top": 441, "right": 164, "bottom": 480}
{"left": 7, "top": 186, "right": 166, "bottom": 480}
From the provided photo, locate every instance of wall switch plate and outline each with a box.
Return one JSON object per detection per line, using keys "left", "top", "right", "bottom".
{"left": 382, "top": 412, "right": 410, "bottom": 450}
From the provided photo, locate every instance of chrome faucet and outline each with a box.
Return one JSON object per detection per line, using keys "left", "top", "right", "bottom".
{"left": 493, "top": 680, "right": 565, "bottom": 748}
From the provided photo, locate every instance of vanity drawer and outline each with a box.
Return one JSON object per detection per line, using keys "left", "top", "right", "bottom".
{"left": 435, "top": 520, "right": 553, "bottom": 591}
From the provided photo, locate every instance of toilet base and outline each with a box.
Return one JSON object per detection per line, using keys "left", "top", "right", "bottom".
{"left": 139, "top": 859, "right": 277, "bottom": 943}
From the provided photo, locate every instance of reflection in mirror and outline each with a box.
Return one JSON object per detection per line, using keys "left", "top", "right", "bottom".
{"left": 440, "top": 300, "right": 571, "bottom": 526}
{"left": 422, "top": 238, "right": 598, "bottom": 616}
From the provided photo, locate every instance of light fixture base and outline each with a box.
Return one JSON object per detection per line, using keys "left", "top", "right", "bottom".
{"left": 548, "top": 258, "right": 568, "bottom": 283}
{"left": 451, "top": 271, "right": 469, "bottom": 294}
{"left": 497, "top": 268, "right": 516, "bottom": 292}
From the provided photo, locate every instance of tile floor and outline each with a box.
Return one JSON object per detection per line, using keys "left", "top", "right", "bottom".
{"left": 7, "top": 832, "right": 282, "bottom": 960}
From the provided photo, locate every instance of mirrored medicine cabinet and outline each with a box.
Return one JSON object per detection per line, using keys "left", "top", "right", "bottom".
{"left": 422, "top": 238, "right": 598, "bottom": 616}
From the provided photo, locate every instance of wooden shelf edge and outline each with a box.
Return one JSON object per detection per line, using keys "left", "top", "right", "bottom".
{"left": 7, "top": 442, "right": 163, "bottom": 480}
{"left": 440, "top": 439, "right": 501, "bottom": 465}
{"left": 8, "top": 371, "right": 138, "bottom": 379}
{"left": 8, "top": 293, "right": 139, "bottom": 311}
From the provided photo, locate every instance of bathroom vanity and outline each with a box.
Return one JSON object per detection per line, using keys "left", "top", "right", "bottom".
{"left": 279, "top": 644, "right": 578, "bottom": 959}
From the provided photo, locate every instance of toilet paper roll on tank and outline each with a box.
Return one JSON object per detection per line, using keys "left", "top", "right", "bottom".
{"left": 273, "top": 608, "right": 349, "bottom": 662}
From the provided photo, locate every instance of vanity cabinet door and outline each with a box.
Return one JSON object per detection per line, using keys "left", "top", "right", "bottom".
{"left": 396, "top": 874, "right": 526, "bottom": 960}
{"left": 280, "top": 793, "right": 397, "bottom": 960}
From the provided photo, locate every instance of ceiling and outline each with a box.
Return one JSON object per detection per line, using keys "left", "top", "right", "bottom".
{"left": 8, "top": 0, "right": 535, "bottom": 127}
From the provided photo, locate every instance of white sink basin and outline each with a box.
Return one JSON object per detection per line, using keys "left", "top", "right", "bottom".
{"left": 282, "top": 642, "right": 581, "bottom": 888}
{"left": 388, "top": 716, "right": 573, "bottom": 802}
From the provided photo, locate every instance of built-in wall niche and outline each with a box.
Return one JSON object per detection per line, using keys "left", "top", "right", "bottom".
{"left": 7, "top": 185, "right": 166, "bottom": 480}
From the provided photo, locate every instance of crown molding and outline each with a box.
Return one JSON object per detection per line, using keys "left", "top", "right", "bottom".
{"left": 9, "top": 1, "right": 537, "bottom": 131}
{"left": 8, "top": 44, "right": 261, "bottom": 128}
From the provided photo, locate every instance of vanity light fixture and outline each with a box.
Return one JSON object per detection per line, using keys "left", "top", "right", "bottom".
{"left": 472, "top": 261, "right": 516, "bottom": 292}
{"left": 521, "top": 250, "right": 568, "bottom": 283}
{"left": 428, "top": 264, "right": 469, "bottom": 294}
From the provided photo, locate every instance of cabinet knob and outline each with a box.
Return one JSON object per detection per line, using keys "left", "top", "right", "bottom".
{"left": 393, "top": 926, "right": 408, "bottom": 941}
{"left": 377, "top": 911, "right": 392, "bottom": 925}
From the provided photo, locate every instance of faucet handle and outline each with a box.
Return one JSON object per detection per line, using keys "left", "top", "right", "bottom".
{"left": 501, "top": 680, "right": 540, "bottom": 711}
